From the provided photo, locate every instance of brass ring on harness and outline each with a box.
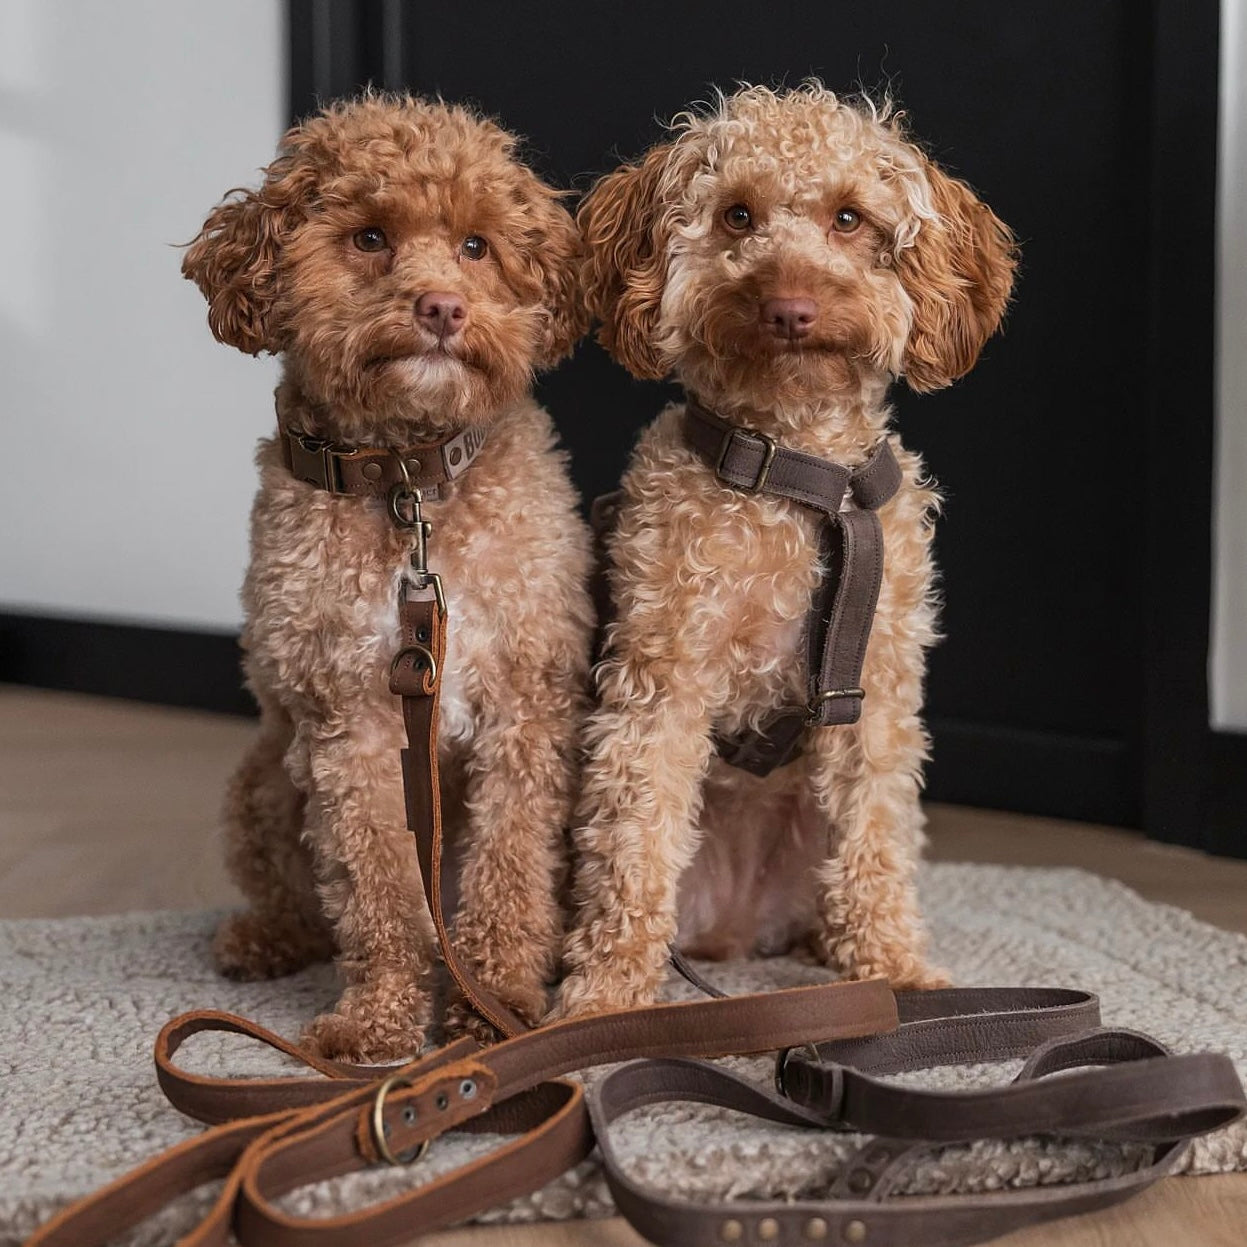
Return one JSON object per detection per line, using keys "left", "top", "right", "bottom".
{"left": 389, "top": 643, "right": 438, "bottom": 687}
{"left": 370, "top": 1074, "right": 432, "bottom": 1166}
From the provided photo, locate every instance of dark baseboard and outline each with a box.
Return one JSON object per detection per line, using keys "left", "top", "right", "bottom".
{"left": 0, "top": 611, "right": 257, "bottom": 717}
{"left": 4, "top": 611, "right": 1148, "bottom": 830}
{"left": 923, "top": 717, "right": 1138, "bottom": 828}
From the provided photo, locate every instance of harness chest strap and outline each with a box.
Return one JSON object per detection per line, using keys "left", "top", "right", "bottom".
{"left": 681, "top": 396, "right": 903, "bottom": 776}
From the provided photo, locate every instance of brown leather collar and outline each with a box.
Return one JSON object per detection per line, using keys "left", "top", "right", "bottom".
{"left": 280, "top": 424, "right": 488, "bottom": 501}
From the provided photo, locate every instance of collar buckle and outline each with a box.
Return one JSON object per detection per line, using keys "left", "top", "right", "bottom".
{"left": 286, "top": 430, "right": 343, "bottom": 492}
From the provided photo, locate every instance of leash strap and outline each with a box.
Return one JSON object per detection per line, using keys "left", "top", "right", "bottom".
{"left": 682, "top": 397, "right": 903, "bottom": 775}
{"left": 24, "top": 979, "right": 899, "bottom": 1247}
{"left": 593, "top": 1025, "right": 1244, "bottom": 1247}
{"left": 25, "top": 987, "right": 1243, "bottom": 1247}
{"left": 388, "top": 585, "right": 530, "bottom": 1038}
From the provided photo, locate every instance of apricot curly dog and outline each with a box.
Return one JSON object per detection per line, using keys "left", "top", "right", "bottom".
{"left": 184, "top": 94, "right": 592, "bottom": 1061}
{"left": 556, "top": 83, "right": 1016, "bottom": 1017}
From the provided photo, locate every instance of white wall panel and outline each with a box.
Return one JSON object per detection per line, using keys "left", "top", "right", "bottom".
{"left": 0, "top": 0, "right": 283, "bottom": 630}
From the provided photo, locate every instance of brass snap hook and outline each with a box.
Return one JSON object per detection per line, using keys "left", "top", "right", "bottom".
{"left": 387, "top": 449, "right": 425, "bottom": 529}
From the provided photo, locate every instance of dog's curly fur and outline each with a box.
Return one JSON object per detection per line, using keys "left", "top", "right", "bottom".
{"left": 555, "top": 84, "right": 1016, "bottom": 1017}
{"left": 183, "top": 94, "right": 593, "bottom": 1061}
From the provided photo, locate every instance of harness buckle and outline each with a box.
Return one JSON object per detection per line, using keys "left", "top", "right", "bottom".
{"left": 806, "top": 687, "right": 865, "bottom": 724}
{"left": 715, "top": 426, "right": 777, "bottom": 493}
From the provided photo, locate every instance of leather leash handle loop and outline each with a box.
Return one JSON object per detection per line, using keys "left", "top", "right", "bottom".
{"left": 25, "top": 983, "right": 1244, "bottom": 1247}
{"left": 23, "top": 978, "right": 899, "bottom": 1247}
{"left": 588, "top": 1027, "right": 1247, "bottom": 1247}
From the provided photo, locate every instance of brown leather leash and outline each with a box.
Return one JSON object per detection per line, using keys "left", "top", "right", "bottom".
{"left": 24, "top": 985, "right": 1243, "bottom": 1247}
{"left": 22, "top": 424, "right": 1246, "bottom": 1247}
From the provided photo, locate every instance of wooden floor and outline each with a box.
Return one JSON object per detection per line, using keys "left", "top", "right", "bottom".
{"left": 3, "top": 685, "right": 1245, "bottom": 1245}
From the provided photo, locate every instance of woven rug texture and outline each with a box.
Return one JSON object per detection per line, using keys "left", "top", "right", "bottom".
{"left": 3, "top": 862, "right": 1246, "bottom": 1245}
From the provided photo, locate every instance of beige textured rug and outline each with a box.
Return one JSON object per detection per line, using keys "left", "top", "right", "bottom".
{"left": 4, "top": 863, "right": 1246, "bottom": 1246}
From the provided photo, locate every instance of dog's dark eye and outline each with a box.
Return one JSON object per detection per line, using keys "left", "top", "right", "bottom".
{"left": 723, "top": 204, "right": 753, "bottom": 232}
{"left": 460, "top": 235, "right": 488, "bottom": 260}
{"left": 353, "top": 227, "right": 390, "bottom": 252}
{"left": 832, "top": 208, "right": 861, "bottom": 234}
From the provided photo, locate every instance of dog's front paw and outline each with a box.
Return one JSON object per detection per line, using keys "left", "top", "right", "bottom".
{"left": 547, "top": 970, "right": 654, "bottom": 1022}
{"left": 821, "top": 937, "right": 952, "bottom": 992}
{"left": 302, "top": 977, "right": 429, "bottom": 1064}
{"left": 213, "top": 910, "right": 333, "bottom": 981}
{"left": 442, "top": 996, "right": 502, "bottom": 1047}
{"left": 441, "top": 976, "right": 548, "bottom": 1046}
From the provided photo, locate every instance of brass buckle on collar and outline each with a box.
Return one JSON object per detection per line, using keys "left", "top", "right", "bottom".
{"left": 715, "top": 425, "right": 777, "bottom": 493}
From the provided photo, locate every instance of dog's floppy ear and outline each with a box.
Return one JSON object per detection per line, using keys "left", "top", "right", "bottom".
{"left": 182, "top": 149, "right": 318, "bottom": 356}
{"left": 522, "top": 185, "right": 591, "bottom": 369}
{"left": 578, "top": 142, "right": 684, "bottom": 381}
{"left": 895, "top": 160, "right": 1017, "bottom": 393}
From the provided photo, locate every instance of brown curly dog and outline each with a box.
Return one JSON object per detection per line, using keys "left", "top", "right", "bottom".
{"left": 556, "top": 83, "right": 1016, "bottom": 1018}
{"left": 184, "top": 94, "right": 593, "bottom": 1061}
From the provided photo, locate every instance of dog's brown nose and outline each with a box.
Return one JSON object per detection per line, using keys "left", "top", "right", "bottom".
{"left": 760, "top": 297, "right": 818, "bottom": 340}
{"left": 415, "top": 291, "right": 467, "bottom": 337}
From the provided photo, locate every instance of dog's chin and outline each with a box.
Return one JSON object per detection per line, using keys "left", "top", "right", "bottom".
{"left": 362, "top": 345, "right": 528, "bottom": 427}
{"left": 370, "top": 350, "right": 476, "bottom": 405}
{"left": 716, "top": 336, "right": 851, "bottom": 379}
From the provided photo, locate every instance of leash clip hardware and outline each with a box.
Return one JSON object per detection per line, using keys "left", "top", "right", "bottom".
{"left": 370, "top": 1074, "right": 432, "bottom": 1166}
{"left": 389, "top": 456, "right": 447, "bottom": 615}
{"left": 716, "top": 426, "right": 777, "bottom": 493}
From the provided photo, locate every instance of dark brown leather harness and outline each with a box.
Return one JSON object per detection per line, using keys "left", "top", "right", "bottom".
{"left": 23, "top": 417, "right": 1245, "bottom": 1247}
{"left": 682, "top": 396, "right": 902, "bottom": 775}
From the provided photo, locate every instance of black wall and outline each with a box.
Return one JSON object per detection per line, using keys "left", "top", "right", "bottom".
{"left": 282, "top": 0, "right": 1234, "bottom": 850}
